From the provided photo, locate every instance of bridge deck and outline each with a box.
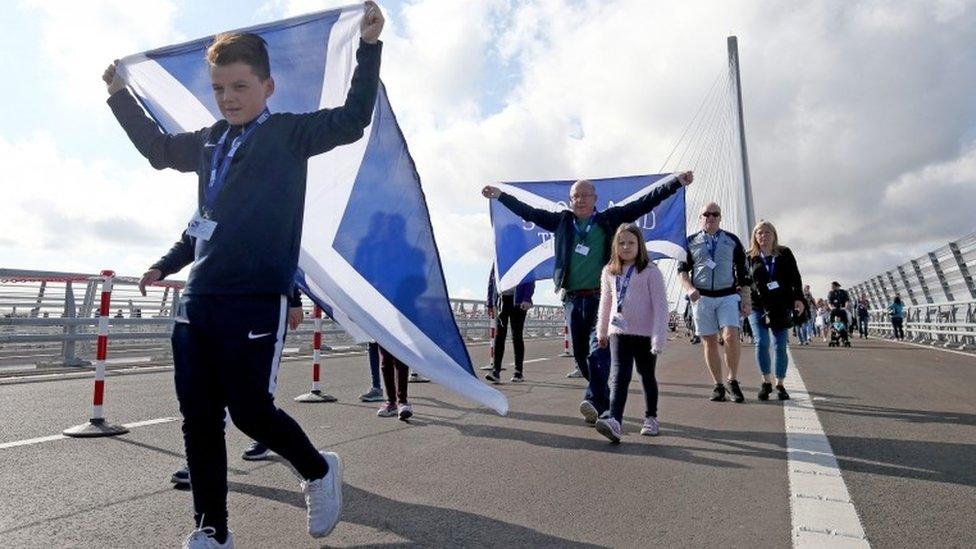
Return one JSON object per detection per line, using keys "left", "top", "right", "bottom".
{"left": 0, "top": 336, "right": 972, "bottom": 548}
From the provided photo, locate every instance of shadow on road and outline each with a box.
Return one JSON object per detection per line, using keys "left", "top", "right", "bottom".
{"left": 227, "top": 481, "right": 607, "bottom": 548}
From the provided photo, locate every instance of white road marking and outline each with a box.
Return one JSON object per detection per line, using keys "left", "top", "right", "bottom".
{"left": 0, "top": 417, "right": 179, "bottom": 451}
{"left": 785, "top": 349, "right": 870, "bottom": 548}
{"left": 886, "top": 339, "right": 976, "bottom": 359}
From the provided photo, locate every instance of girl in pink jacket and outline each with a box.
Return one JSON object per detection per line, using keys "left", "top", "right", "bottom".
{"left": 595, "top": 223, "right": 669, "bottom": 443}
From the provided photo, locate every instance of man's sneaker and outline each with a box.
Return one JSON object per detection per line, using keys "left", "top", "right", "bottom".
{"left": 510, "top": 372, "right": 524, "bottom": 383}
{"left": 579, "top": 400, "right": 599, "bottom": 425}
{"left": 595, "top": 417, "right": 622, "bottom": 443}
{"left": 182, "top": 527, "right": 234, "bottom": 549}
{"left": 171, "top": 465, "right": 190, "bottom": 486}
{"left": 376, "top": 402, "right": 398, "bottom": 417}
{"left": 303, "top": 451, "right": 343, "bottom": 538}
{"left": 241, "top": 441, "right": 270, "bottom": 461}
{"left": 758, "top": 382, "right": 773, "bottom": 401}
{"left": 484, "top": 371, "right": 501, "bottom": 384}
{"left": 359, "top": 387, "right": 384, "bottom": 402}
{"left": 408, "top": 373, "right": 430, "bottom": 383}
{"left": 397, "top": 403, "right": 413, "bottom": 421}
{"left": 776, "top": 384, "right": 791, "bottom": 400}
{"left": 640, "top": 416, "right": 660, "bottom": 436}
{"left": 710, "top": 383, "right": 727, "bottom": 402}
{"left": 566, "top": 368, "right": 583, "bottom": 378}
{"left": 727, "top": 379, "right": 745, "bottom": 403}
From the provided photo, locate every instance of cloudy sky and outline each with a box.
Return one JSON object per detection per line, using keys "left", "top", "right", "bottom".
{"left": 1, "top": 0, "right": 974, "bottom": 305}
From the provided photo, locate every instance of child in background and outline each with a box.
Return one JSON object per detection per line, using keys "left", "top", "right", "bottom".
{"left": 376, "top": 347, "right": 413, "bottom": 421}
{"left": 595, "top": 224, "right": 669, "bottom": 443}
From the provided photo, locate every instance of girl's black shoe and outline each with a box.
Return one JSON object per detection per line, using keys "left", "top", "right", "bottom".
{"left": 758, "top": 382, "right": 773, "bottom": 401}
{"left": 776, "top": 385, "right": 790, "bottom": 400}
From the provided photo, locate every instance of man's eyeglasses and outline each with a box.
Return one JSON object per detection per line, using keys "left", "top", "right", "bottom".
{"left": 701, "top": 212, "right": 721, "bottom": 218}
{"left": 571, "top": 193, "right": 595, "bottom": 200}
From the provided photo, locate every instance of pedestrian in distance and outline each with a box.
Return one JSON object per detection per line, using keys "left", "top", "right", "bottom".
{"left": 482, "top": 171, "right": 693, "bottom": 425}
{"left": 677, "top": 202, "right": 751, "bottom": 403}
{"left": 744, "top": 221, "right": 805, "bottom": 401}
{"left": 594, "top": 224, "right": 669, "bottom": 443}
{"left": 359, "top": 342, "right": 385, "bottom": 402}
{"left": 888, "top": 295, "right": 906, "bottom": 340}
{"left": 856, "top": 296, "right": 871, "bottom": 338}
{"left": 375, "top": 347, "right": 414, "bottom": 421}
{"left": 104, "top": 4, "right": 385, "bottom": 546}
{"left": 485, "top": 265, "right": 535, "bottom": 384}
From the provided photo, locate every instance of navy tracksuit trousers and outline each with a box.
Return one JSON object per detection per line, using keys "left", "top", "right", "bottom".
{"left": 172, "top": 294, "right": 327, "bottom": 533}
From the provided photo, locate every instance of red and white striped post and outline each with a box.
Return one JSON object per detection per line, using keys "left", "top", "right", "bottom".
{"left": 64, "top": 270, "right": 129, "bottom": 437}
{"left": 561, "top": 323, "right": 572, "bottom": 357}
{"left": 295, "top": 304, "right": 336, "bottom": 403}
{"left": 481, "top": 307, "right": 506, "bottom": 370}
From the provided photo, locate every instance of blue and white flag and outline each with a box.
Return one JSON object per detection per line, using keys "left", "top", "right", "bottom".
{"left": 117, "top": 3, "right": 507, "bottom": 414}
{"left": 490, "top": 174, "right": 686, "bottom": 292}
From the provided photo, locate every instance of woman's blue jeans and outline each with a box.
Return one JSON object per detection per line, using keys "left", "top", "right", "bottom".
{"left": 748, "top": 311, "right": 790, "bottom": 379}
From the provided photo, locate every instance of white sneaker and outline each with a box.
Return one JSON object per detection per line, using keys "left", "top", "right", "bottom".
{"left": 595, "top": 417, "right": 622, "bottom": 443}
{"left": 182, "top": 527, "right": 234, "bottom": 549}
{"left": 302, "top": 451, "right": 343, "bottom": 538}
{"left": 579, "top": 400, "right": 599, "bottom": 425}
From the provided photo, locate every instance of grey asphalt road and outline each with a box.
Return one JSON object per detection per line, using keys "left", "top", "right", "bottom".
{"left": 0, "top": 335, "right": 972, "bottom": 548}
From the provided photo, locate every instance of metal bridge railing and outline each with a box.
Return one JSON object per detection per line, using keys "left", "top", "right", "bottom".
{"left": 0, "top": 269, "right": 565, "bottom": 369}
{"left": 850, "top": 233, "right": 976, "bottom": 350}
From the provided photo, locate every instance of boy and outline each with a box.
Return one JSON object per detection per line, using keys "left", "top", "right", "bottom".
{"left": 102, "top": 3, "right": 384, "bottom": 547}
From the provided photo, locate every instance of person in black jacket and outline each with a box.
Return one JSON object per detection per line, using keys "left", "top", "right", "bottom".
{"left": 482, "top": 173, "right": 693, "bottom": 423}
{"left": 105, "top": 8, "right": 385, "bottom": 543}
{"left": 745, "top": 221, "right": 805, "bottom": 401}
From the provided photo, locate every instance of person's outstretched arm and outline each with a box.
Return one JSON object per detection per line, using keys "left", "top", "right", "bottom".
{"left": 290, "top": 1, "right": 384, "bottom": 158}
{"left": 103, "top": 63, "right": 206, "bottom": 173}
{"left": 602, "top": 171, "right": 692, "bottom": 225}
{"left": 482, "top": 185, "right": 563, "bottom": 232}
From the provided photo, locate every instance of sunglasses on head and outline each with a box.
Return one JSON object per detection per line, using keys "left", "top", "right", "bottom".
{"left": 701, "top": 212, "right": 721, "bottom": 218}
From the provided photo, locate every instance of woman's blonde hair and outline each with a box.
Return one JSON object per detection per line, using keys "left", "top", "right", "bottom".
{"left": 747, "top": 219, "right": 782, "bottom": 258}
{"left": 607, "top": 223, "right": 649, "bottom": 275}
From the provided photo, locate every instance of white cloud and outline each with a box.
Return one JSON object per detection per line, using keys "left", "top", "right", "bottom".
{"left": 26, "top": 0, "right": 182, "bottom": 107}
{"left": 0, "top": 132, "right": 195, "bottom": 274}
{"left": 7, "top": 0, "right": 976, "bottom": 304}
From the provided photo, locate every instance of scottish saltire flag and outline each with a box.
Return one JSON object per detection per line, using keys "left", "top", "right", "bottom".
{"left": 490, "top": 174, "right": 686, "bottom": 292}
{"left": 117, "top": 3, "right": 507, "bottom": 414}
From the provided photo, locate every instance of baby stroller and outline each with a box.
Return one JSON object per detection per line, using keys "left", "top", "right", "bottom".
{"left": 828, "top": 309, "right": 851, "bottom": 347}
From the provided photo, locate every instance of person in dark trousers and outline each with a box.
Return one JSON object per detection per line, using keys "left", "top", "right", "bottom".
{"left": 827, "top": 282, "right": 851, "bottom": 328}
{"left": 888, "top": 295, "right": 906, "bottom": 340}
{"left": 856, "top": 296, "right": 871, "bottom": 338}
{"left": 104, "top": 6, "right": 384, "bottom": 546}
{"left": 485, "top": 265, "right": 535, "bottom": 383}
{"left": 481, "top": 172, "right": 693, "bottom": 424}
{"left": 744, "top": 221, "right": 805, "bottom": 401}
{"left": 139, "top": 232, "right": 305, "bottom": 486}
{"left": 375, "top": 347, "right": 413, "bottom": 420}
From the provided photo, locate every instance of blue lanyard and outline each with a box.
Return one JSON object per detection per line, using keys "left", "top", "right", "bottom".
{"left": 705, "top": 230, "right": 721, "bottom": 260}
{"left": 573, "top": 213, "right": 596, "bottom": 240}
{"left": 205, "top": 108, "right": 270, "bottom": 215}
{"left": 761, "top": 252, "right": 776, "bottom": 279}
{"left": 615, "top": 265, "right": 636, "bottom": 313}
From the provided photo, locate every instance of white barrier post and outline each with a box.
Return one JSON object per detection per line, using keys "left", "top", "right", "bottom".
{"left": 64, "top": 270, "right": 129, "bottom": 437}
{"left": 295, "top": 305, "right": 336, "bottom": 403}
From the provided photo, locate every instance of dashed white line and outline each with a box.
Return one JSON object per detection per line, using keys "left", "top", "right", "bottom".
{"left": 0, "top": 417, "right": 179, "bottom": 451}
{"left": 785, "top": 349, "right": 870, "bottom": 548}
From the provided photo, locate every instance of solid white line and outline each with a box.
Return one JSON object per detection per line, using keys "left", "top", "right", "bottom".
{"left": 885, "top": 338, "right": 976, "bottom": 359}
{"left": 0, "top": 434, "right": 66, "bottom": 450}
{"left": 785, "top": 348, "right": 870, "bottom": 548}
{"left": 0, "top": 417, "right": 179, "bottom": 451}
